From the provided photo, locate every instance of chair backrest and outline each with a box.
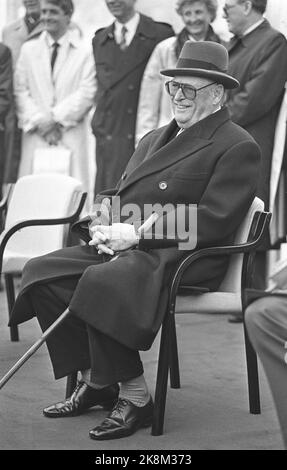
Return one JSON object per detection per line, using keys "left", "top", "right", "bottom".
{"left": 4, "top": 174, "right": 83, "bottom": 257}
{"left": 218, "top": 197, "right": 264, "bottom": 293}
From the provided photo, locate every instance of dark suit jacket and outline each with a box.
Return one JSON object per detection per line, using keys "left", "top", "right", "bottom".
{"left": 226, "top": 20, "right": 287, "bottom": 210}
{"left": 91, "top": 14, "right": 174, "bottom": 193}
{"left": 10, "top": 107, "right": 260, "bottom": 351}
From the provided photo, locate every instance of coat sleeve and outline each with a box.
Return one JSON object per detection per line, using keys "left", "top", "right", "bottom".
{"left": 227, "top": 34, "right": 287, "bottom": 127}
{"left": 135, "top": 41, "right": 167, "bottom": 146}
{"left": 0, "top": 45, "right": 13, "bottom": 124}
{"left": 52, "top": 50, "right": 97, "bottom": 128}
{"left": 14, "top": 45, "right": 47, "bottom": 132}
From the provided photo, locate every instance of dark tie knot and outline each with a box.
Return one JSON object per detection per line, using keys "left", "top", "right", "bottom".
{"left": 52, "top": 42, "right": 60, "bottom": 52}
{"left": 51, "top": 42, "right": 60, "bottom": 71}
{"left": 119, "top": 25, "right": 128, "bottom": 50}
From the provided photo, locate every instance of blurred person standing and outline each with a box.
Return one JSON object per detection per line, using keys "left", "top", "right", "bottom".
{"left": 135, "top": 0, "right": 221, "bottom": 145}
{"left": 14, "top": 0, "right": 96, "bottom": 193}
{"left": 224, "top": 0, "right": 287, "bottom": 313}
{"left": 244, "top": 285, "right": 287, "bottom": 448}
{"left": 0, "top": 43, "right": 13, "bottom": 200}
{"left": 91, "top": 0, "right": 174, "bottom": 196}
{"left": 2, "top": 0, "right": 43, "bottom": 68}
{"left": 2, "top": 1, "right": 43, "bottom": 185}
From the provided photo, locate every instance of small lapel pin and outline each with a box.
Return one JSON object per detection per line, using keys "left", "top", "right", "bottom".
{"left": 159, "top": 181, "right": 168, "bottom": 191}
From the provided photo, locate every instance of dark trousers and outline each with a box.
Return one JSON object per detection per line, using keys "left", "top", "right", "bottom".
{"left": 29, "top": 278, "right": 144, "bottom": 386}
{"left": 245, "top": 295, "right": 287, "bottom": 448}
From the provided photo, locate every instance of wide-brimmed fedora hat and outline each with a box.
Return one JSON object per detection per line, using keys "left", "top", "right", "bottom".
{"left": 161, "top": 41, "right": 239, "bottom": 89}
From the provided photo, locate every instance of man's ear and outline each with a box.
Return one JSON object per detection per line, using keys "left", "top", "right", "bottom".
{"left": 243, "top": 0, "right": 253, "bottom": 16}
{"left": 213, "top": 84, "right": 224, "bottom": 105}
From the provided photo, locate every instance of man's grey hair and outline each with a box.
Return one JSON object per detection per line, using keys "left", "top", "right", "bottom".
{"left": 176, "top": 0, "right": 218, "bottom": 23}
{"left": 248, "top": 0, "right": 267, "bottom": 14}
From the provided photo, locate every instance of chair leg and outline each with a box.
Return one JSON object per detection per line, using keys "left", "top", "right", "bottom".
{"left": 4, "top": 274, "right": 19, "bottom": 342}
{"left": 169, "top": 314, "right": 181, "bottom": 389}
{"left": 243, "top": 320, "right": 261, "bottom": 414}
{"left": 65, "top": 372, "right": 78, "bottom": 398}
{"left": 152, "top": 314, "right": 171, "bottom": 436}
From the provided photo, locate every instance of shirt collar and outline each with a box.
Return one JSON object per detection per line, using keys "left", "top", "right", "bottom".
{"left": 241, "top": 18, "right": 265, "bottom": 37}
{"left": 114, "top": 12, "right": 140, "bottom": 37}
{"left": 44, "top": 30, "right": 78, "bottom": 48}
{"left": 176, "top": 106, "right": 222, "bottom": 135}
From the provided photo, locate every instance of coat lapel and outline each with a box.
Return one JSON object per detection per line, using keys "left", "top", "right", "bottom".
{"left": 53, "top": 37, "right": 73, "bottom": 81}
{"left": 99, "top": 15, "right": 158, "bottom": 89}
{"left": 118, "top": 107, "right": 230, "bottom": 193}
{"left": 27, "top": 21, "right": 45, "bottom": 40}
{"left": 228, "top": 19, "right": 270, "bottom": 53}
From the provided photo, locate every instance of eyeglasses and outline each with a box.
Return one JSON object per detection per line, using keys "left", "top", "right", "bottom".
{"left": 223, "top": 1, "right": 246, "bottom": 16}
{"left": 165, "top": 80, "right": 217, "bottom": 101}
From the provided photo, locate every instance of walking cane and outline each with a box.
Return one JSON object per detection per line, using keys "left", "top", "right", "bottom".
{"left": 0, "top": 213, "right": 159, "bottom": 391}
{"left": 0, "top": 308, "right": 70, "bottom": 391}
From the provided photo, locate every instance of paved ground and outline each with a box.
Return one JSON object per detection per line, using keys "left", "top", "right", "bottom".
{"left": 0, "top": 284, "right": 284, "bottom": 450}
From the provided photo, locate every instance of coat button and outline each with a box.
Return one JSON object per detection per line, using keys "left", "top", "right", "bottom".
{"left": 127, "top": 108, "right": 133, "bottom": 114}
{"left": 106, "top": 135, "right": 112, "bottom": 141}
{"left": 128, "top": 84, "right": 135, "bottom": 91}
{"left": 159, "top": 181, "right": 168, "bottom": 190}
{"left": 127, "top": 134, "right": 133, "bottom": 140}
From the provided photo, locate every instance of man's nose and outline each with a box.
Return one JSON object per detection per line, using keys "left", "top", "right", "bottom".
{"left": 174, "top": 86, "right": 184, "bottom": 100}
{"left": 41, "top": 11, "right": 51, "bottom": 20}
{"left": 186, "top": 13, "right": 197, "bottom": 23}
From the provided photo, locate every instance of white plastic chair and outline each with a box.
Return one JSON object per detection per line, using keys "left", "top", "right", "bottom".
{"left": 0, "top": 174, "right": 87, "bottom": 341}
{"left": 175, "top": 197, "right": 265, "bottom": 315}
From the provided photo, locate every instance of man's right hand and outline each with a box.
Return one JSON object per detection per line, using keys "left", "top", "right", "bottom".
{"left": 44, "top": 126, "right": 62, "bottom": 145}
{"left": 37, "top": 115, "right": 56, "bottom": 138}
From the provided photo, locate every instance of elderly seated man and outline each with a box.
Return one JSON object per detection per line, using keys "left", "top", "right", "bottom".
{"left": 135, "top": 0, "right": 221, "bottom": 144}
{"left": 9, "top": 41, "right": 261, "bottom": 441}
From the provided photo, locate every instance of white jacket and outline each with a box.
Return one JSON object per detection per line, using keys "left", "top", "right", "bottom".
{"left": 135, "top": 36, "right": 177, "bottom": 146}
{"left": 14, "top": 31, "right": 96, "bottom": 192}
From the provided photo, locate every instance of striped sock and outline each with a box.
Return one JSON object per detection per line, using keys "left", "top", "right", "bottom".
{"left": 119, "top": 374, "right": 150, "bottom": 407}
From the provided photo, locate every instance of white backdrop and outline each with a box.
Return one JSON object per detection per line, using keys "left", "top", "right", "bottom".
{"left": 2, "top": 0, "right": 286, "bottom": 43}
{"left": 0, "top": 0, "right": 231, "bottom": 41}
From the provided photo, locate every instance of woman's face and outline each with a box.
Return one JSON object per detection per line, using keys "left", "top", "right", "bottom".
{"left": 181, "top": 2, "right": 212, "bottom": 40}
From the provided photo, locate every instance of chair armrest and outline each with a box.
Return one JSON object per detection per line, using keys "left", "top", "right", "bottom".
{"left": 71, "top": 216, "right": 92, "bottom": 244}
{"left": 165, "top": 211, "right": 271, "bottom": 309}
{"left": 0, "top": 191, "right": 87, "bottom": 274}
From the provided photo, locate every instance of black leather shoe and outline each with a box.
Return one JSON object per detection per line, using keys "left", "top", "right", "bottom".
{"left": 43, "top": 381, "right": 119, "bottom": 418}
{"left": 89, "top": 397, "right": 153, "bottom": 440}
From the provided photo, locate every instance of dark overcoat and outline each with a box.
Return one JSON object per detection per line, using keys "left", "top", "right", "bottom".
{"left": 0, "top": 43, "right": 13, "bottom": 196}
{"left": 2, "top": 19, "right": 44, "bottom": 184}
{"left": 91, "top": 14, "right": 174, "bottom": 194}
{"left": 10, "top": 107, "right": 260, "bottom": 351}
{"left": 226, "top": 19, "right": 287, "bottom": 210}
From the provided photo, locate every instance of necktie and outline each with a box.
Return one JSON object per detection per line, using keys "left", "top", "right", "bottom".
{"left": 51, "top": 42, "right": 60, "bottom": 72}
{"left": 119, "top": 25, "right": 128, "bottom": 51}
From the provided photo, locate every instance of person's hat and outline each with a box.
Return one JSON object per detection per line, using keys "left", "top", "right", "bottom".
{"left": 161, "top": 41, "right": 239, "bottom": 89}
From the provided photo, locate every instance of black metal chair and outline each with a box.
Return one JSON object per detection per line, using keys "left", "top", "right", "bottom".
{"left": 151, "top": 199, "right": 271, "bottom": 436}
